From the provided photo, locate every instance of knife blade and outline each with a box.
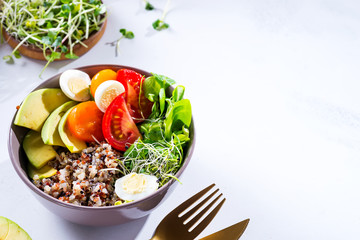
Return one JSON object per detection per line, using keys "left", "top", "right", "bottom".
{"left": 198, "top": 219, "right": 250, "bottom": 240}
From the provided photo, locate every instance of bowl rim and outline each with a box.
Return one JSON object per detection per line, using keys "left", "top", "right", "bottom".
{"left": 8, "top": 64, "right": 195, "bottom": 211}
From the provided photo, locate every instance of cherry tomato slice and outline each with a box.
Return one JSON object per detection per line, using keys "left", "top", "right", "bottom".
{"left": 90, "top": 69, "right": 117, "bottom": 97}
{"left": 102, "top": 93, "right": 141, "bottom": 151}
{"left": 67, "top": 101, "right": 104, "bottom": 142}
{"left": 116, "top": 69, "right": 153, "bottom": 123}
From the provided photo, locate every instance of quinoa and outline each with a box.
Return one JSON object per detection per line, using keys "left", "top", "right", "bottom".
{"left": 33, "top": 142, "right": 122, "bottom": 206}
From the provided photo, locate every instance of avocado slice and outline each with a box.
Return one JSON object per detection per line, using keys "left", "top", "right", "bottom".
{"left": 23, "top": 130, "right": 57, "bottom": 169}
{"left": 28, "top": 163, "right": 57, "bottom": 180}
{"left": 0, "top": 216, "right": 31, "bottom": 240}
{"left": 41, "top": 101, "right": 78, "bottom": 147}
{"left": 0, "top": 216, "right": 9, "bottom": 239}
{"left": 14, "top": 88, "right": 70, "bottom": 131}
{"left": 58, "top": 106, "right": 87, "bottom": 153}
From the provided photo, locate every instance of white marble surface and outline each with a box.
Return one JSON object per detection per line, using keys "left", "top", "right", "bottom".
{"left": 1, "top": 0, "right": 360, "bottom": 239}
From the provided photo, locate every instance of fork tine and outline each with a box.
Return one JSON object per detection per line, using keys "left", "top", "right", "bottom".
{"left": 188, "top": 197, "right": 226, "bottom": 239}
{"left": 180, "top": 188, "right": 219, "bottom": 221}
{"left": 186, "top": 193, "right": 223, "bottom": 228}
{"left": 171, "top": 183, "right": 216, "bottom": 215}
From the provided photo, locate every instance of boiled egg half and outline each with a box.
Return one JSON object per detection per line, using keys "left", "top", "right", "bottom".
{"left": 114, "top": 173, "right": 159, "bottom": 201}
{"left": 59, "top": 69, "right": 91, "bottom": 101}
{"left": 94, "top": 80, "right": 125, "bottom": 112}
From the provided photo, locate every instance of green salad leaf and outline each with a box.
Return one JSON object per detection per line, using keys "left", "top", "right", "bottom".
{"left": 144, "top": 73, "right": 176, "bottom": 104}
{"left": 118, "top": 73, "right": 192, "bottom": 187}
{"left": 164, "top": 98, "right": 192, "bottom": 140}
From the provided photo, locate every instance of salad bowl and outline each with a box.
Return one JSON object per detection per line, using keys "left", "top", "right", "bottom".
{"left": 8, "top": 64, "right": 195, "bottom": 226}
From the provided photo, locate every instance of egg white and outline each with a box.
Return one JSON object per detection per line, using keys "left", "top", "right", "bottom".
{"left": 94, "top": 80, "right": 125, "bottom": 112}
{"left": 114, "top": 173, "right": 159, "bottom": 201}
{"left": 59, "top": 69, "right": 91, "bottom": 101}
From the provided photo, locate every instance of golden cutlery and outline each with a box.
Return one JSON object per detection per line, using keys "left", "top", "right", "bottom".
{"left": 199, "top": 219, "right": 250, "bottom": 240}
{"left": 150, "top": 184, "right": 225, "bottom": 240}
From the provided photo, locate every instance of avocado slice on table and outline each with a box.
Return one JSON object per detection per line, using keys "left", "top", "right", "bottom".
{"left": 41, "top": 101, "right": 78, "bottom": 147}
{"left": 23, "top": 130, "right": 57, "bottom": 169}
{"left": 14, "top": 88, "right": 70, "bottom": 131}
{"left": 0, "top": 216, "right": 32, "bottom": 240}
{"left": 0, "top": 216, "right": 8, "bottom": 239}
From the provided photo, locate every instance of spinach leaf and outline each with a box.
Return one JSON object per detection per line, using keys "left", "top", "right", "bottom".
{"left": 164, "top": 99, "right": 192, "bottom": 139}
{"left": 159, "top": 88, "right": 166, "bottom": 115}
{"left": 172, "top": 85, "right": 185, "bottom": 102}
{"left": 140, "top": 121, "right": 164, "bottom": 142}
{"left": 144, "top": 73, "right": 176, "bottom": 103}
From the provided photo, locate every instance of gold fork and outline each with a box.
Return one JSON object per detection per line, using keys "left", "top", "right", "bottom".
{"left": 150, "top": 184, "right": 225, "bottom": 240}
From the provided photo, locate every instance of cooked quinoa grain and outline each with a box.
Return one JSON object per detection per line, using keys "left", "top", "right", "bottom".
{"left": 33, "top": 143, "right": 122, "bottom": 206}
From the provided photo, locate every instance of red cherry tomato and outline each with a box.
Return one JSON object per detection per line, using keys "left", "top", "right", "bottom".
{"left": 116, "top": 69, "right": 153, "bottom": 123}
{"left": 102, "top": 93, "right": 141, "bottom": 151}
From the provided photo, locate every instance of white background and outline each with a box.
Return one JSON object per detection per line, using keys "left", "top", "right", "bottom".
{"left": 1, "top": 0, "right": 360, "bottom": 239}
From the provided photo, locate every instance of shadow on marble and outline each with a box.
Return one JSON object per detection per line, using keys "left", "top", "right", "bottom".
{"left": 55, "top": 214, "right": 149, "bottom": 240}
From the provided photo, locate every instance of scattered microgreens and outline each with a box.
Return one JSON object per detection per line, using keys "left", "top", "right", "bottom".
{"left": 0, "top": 0, "right": 107, "bottom": 77}
{"left": 152, "top": 0, "right": 171, "bottom": 31}
{"left": 143, "top": 0, "right": 155, "bottom": 11}
{"left": 106, "top": 28, "right": 134, "bottom": 57}
{"left": 116, "top": 74, "right": 192, "bottom": 187}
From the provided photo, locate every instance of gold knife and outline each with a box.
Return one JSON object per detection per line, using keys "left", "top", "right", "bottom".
{"left": 198, "top": 219, "right": 250, "bottom": 240}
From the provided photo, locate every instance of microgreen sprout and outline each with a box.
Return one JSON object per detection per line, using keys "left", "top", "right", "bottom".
{"left": 0, "top": 0, "right": 107, "bottom": 77}
{"left": 152, "top": 0, "right": 171, "bottom": 31}
{"left": 106, "top": 28, "right": 134, "bottom": 57}
{"left": 143, "top": 0, "right": 155, "bottom": 11}
{"left": 119, "top": 134, "right": 185, "bottom": 187}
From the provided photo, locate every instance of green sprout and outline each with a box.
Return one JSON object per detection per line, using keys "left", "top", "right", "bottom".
{"left": 106, "top": 28, "right": 134, "bottom": 57}
{"left": 0, "top": 0, "right": 107, "bottom": 77}
{"left": 152, "top": 0, "right": 171, "bottom": 31}
{"left": 143, "top": 0, "right": 155, "bottom": 10}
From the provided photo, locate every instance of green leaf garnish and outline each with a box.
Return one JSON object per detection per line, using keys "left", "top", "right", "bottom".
{"left": 65, "top": 53, "right": 79, "bottom": 59}
{"left": 13, "top": 50, "right": 21, "bottom": 59}
{"left": 120, "top": 29, "right": 135, "bottom": 39}
{"left": 107, "top": 28, "right": 135, "bottom": 57}
{"left": 151, "top": 0, "right": 171, "bottom": 31}
{"left": 152, "top": 19, "right": 169, "bottom": 31}
{"left": 145, "top": 1, "right": 155, "bottom": 10}
{"left": 41, "top": 36, "right": 52, "bottom": 45}
{"left": 60, "top": 45, "right": 68, "bottom": 53}
{"left": 3, "top": 55, "right": 14, "bottom": 63}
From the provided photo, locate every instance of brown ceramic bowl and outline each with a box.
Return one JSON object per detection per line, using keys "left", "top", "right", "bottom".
{"left": 2, "top": 20, "right": 107, "bottom": 61}
{"left": 8, "top": 64, "right": 195, "bottom": 226}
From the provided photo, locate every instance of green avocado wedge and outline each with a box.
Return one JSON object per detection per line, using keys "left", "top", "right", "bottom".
{"left": 27, "top": 163, "right": 57, "bottom": 180}
{"left": 0, "top": 216, "right": 32, "bottom": 240}
{"left": 14, "top": 88, "right": 70, "bottom": 131}
{"left": 41, "top": 101, "right": 78, "bottom": 147}
{"left": 0, "top": 217, "right": 8, "bottom": 239}
{"left": 58, "top": 106, "right": 87, "bottom": 153}
{"left": 23, "top": 130, "right": 57, "bottom": 169}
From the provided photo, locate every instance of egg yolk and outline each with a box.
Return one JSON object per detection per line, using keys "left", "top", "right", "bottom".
{"left": 122, "top": 173, "right": 147, "bottom": 194}
{"left": 68, "top": 77, "right": 89, "bottom": 100}
{"left": 99, "top": 86, "right": 123, "bottom": 110}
